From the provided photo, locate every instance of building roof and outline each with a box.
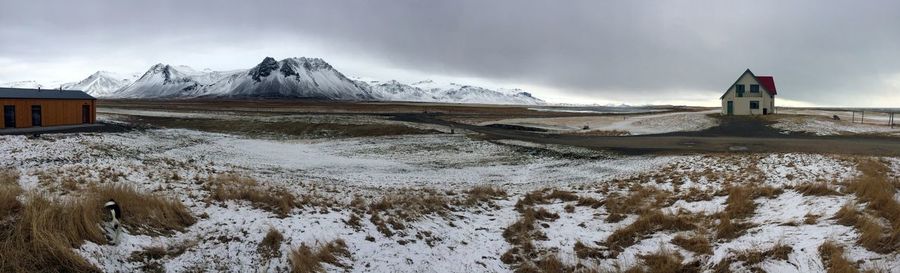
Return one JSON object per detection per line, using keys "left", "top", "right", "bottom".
{"left": 754, "top": 76, "right": 777, "bottom": 96}
{"left": 0, "top": 87, "right": 96, "bottom": 100}
{"left": 720, "top": 69, "right": 777, "bottom": 99}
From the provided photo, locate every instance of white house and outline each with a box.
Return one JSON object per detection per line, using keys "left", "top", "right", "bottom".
{"left": 720, "top": 69, "right": 777, "bottom": 115}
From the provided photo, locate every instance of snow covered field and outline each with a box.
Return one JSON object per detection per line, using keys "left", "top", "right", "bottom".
{"left": 2, "top": 121, "right": 899, "bottom": 272}
{"left": 773, "top": 108, "right": 900, "bottom": 136}
{"left": 479, "top": 110, "right": 719, "bottom": 135}
{"left": 772, "top": 115, "right": 900, "bottom": 136}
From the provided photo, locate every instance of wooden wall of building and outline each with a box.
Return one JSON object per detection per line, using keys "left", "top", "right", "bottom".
{"left": 0, "top": 99, "right": 96, "bottom": 129}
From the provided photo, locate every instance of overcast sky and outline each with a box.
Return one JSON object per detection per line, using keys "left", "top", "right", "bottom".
{"left": 2, "top": 0, "right": 900, "bottom": 106}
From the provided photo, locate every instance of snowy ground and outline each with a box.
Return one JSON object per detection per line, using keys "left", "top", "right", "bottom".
{"left": 771, "top": 115, "right": 900, "bottom": 136}
{"left": 2, "top": 115, "right": 899, "bottom": 272}
{"left": 774, "top": 108, "right": 900, "bottom": 136}
{"left": 479, "top": 110, "right": 719, "bottom": 135}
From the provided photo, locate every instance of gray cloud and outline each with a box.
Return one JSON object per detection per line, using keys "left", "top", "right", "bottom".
{"left": 2, "top": 0, "right": 900, "bottom": 106}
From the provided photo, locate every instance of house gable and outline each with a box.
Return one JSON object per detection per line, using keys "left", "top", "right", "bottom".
{"left": 720, "top": 69, "right": 775, "bottom": 99}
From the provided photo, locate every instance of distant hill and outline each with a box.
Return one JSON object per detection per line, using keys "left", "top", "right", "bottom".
{"left": 3, "top": 57, "right": 544, "bottom": 105}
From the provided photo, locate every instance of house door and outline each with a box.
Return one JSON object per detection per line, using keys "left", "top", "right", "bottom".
{"left": 763, "top": 108, "right": 768, "bottom": 115}
{"left": 3, "top": 106, "right": 14, "bottom": 128}
{"left": 726, "top": 101, "right": 734, "bottom": 115}
{"left": 31, "top": 105, "right": 42, "bottom": 127}
{"left": 82, "top": 105, "right": 90, "bottom": 124}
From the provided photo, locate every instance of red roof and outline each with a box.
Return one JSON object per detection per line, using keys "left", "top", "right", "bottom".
{"left": 755, "top": 76, "right": 777, "bottom": 96}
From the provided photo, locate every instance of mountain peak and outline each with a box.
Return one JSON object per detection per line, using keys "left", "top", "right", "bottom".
{"left": 282, "top": 57, "right": 333, "bottom": 71}
{"left": 149, "top": 63, "right": 169, "bottom": 71}
{"left": 249, "top": 57, "right": 280, "bottom": 82}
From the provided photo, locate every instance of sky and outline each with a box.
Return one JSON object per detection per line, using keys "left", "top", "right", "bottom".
{"left": 2, "top": 0, "right": 900, "bottom": 107}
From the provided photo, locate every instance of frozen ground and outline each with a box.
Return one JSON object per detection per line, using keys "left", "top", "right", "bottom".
{"left": 774, "top": 108, "right": 900, "bottom": 136}
{"left": 479, "top": 110, "right": 719, "bottom": 135}
{"left": 772, "top": 115, "right": 900, "bottom": 136}
{"left": 2, "top": 122, "right": 899, "bottom": 272}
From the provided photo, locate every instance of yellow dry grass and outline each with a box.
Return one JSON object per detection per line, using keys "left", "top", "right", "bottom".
{"left": 258, "top": 227, "right": 284, "bottom": 260}
{"left": 843, "top": 160, "right": 900, "bottom": 253}
{"left": 289, "top": 239, "right": 351, "bottom": 273}
{"left": 464, "top": 185, "right": 507, "bottom": 206}
{"left": 623, "top": 247, "right": 696, "bottom": 273}
{"left": 605, "top": 210, "right": 696, "bottom": 253}
{"left": 0, "top": 168, "right": 22, "bottom": 220}
{"left": 207, "top": 174, "right": 297, "bottom": 217}
{"left": 671, "top": 234, "right": 712, "bottom": 254}
{"left": 794, "top": 183, "right": 840, "bottom": 196}
{"left": 0, "top": 184, "right": 194, "bottom": 273}
{"left": 819, "top": 241, "right": 859, "bottom": 273}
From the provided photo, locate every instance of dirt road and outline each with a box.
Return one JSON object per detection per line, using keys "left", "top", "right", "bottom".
{"left": 397, "top": 114, "right": 900, "bottom": 156}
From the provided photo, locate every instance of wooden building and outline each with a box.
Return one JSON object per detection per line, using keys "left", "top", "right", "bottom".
{"left": 1, "top": 87, "right": 96, "bottom": 129}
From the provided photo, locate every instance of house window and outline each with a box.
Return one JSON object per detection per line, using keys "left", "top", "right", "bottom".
{"left": 750, "top": 85, "right": 760, "bottom": 93}
{"left": 750, "top": 101, "right": 759, "bottom": 109}
{"left": 735, "top": 84, "right": 745, "bottom": 97}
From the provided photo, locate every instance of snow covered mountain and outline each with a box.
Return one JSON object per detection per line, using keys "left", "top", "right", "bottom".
{"left": 194, "top": 57, "right": 374, "bottom": 100}
{"left": 114, "top": 64, "right": 210, "bottom": 98}
{"left": 0, "top": 80, "right": 66, "bottom": 89}
{"left": 59, "top": 71, "right": 138, "bottom": 97}
{"left": 364, "top": 79, "right": 544, "bottom": 105}
{"left": 5, "top": 56, "right": 545, "bottom": 104}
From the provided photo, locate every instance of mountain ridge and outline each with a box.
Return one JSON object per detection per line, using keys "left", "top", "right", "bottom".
{"left": 2, "top": 57, "right": 545, "bottom": 105}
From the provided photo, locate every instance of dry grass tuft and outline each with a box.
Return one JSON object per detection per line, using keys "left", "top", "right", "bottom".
{"left": 367, "top": 190, "right": 450, "bottom": 236}
{"left": 344, "top": 213, "right": 363, "bottom": 230}
{"left": 715, "top": 242, "right": 793, "bottom": 271}
{"left": 207, "top": 174, "right": 296, "bottom": 217}
{"left": 671, "top": 234, "right": 711, "bottom": 254}
{"left": 723, "top": 185, "right": 756, "bottom": 219}
{"left": 289, "top": 239, "right": 352, "bottom": 273}
{"left": 842, "top": 159, "right": 900, "bottom": 253}
{"left": 574, "top": 241, "right": 606, "bottom": 259}
{"left": 575, "top": 196, "right": 604, "bottom": 208}
{"left": 545, "top": 190, "right": 579, "bottom": 202}
{"left": 90, "top": 184, "right": 196, "bottom": 235}
{"left": 514, "top": 189, "right": 582, "bottom": 212}
{"left": 794, "top": 183, "right": 840, "bottom": 196}
{"left": 514, "top": 190, "right": 547, "bottom": 211}
{"left": 501, "top": 193, "right": 565, "bottom": 270}
{"left": 770, "top": 243, "right": 793, "bottom": 261}
{"left": 536, "top": 255, "right": 566, "bottom": 272}
{"left": 605, "top": 210, "right": 696, "bottom": 253}
{"left": 833, "top": 203, "right": 861, "bottom": 226}
{"left": 819, "top": 241, "right": 859, "bottom": 273}
{"left": 624, "top": 247, "right": 696, "bottom": 273}
{"left": 464, "top": 185, "right": 507, "bottom": 206}
{"left": 503, "top": 208, "right": 551, "bottom": 250}
{"left": 754, "top": 185, "right": 784, "bottom": 199}
{"left": 128, "top": 240, "right": 195, "bottom": 269}
{"left": 715, "top": 214, "right": 753, "bottom": 240}
{"left": 848, "top": 160, "right": 900, "bottom": 222}
{"left": 855, "top": 216, "right": 885, "bottom": 252}
{"left": 0, "top": 194, "right": 104, "bottom": 273}
{"left": 714, "top": 185, "right": 761, "bottom": 240}
{"left": 0, "top": 184, "right": 195, "bottom": 273}
{"left": 603, "top": 186, "right": 674, "bottom": 221}
{"left": 258, "top": 227, "right": 284, "bottom": 260}
{"left": 680, "top": 187, "right": 714, "bottom": 202}
{"left": 0, "top": 168, "right": 22, "bottom": 220}
{"left": 369, "top": 190, "right": 449, "bottom": 219}
{"left": 804, "top": 213, "right": 820, "bottom": 225}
